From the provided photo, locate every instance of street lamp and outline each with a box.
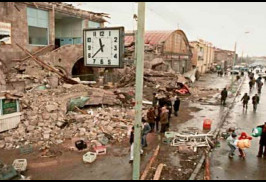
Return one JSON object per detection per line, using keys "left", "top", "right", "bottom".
{"left": 233, "top": 31, "right": 250, "bottom": 68}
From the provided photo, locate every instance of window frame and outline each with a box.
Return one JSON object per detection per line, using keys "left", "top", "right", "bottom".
{"left": 27, "top": 7, "right": 49, "bottom": 46}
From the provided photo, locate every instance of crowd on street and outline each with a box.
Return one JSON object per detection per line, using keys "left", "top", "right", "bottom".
{"left": 221, "top": 67, "right": 266, "bottom": 159}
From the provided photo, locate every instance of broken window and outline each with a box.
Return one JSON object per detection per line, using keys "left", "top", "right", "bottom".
{"left": 88, "top": 21, "right": 101, "bottom": 28}
{"left": 27, "top": 7, "right": 49, "bottom": 45}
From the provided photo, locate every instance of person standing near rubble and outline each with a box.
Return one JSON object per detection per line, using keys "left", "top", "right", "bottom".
{"left": 174, "top": 96, "right": 181, "bottom": 116}
{"left": 141, "top": 118, "right": 151, "bottom": 148}
{"left": 147, "top": 107, "right": 156, "bottom": 132}
{"left": 152, "top": 93, "right": 158, "bottom": 107}
{"left": 160, "top": 106, "right": 169, "bottom": 133}
{"left": 241, "top": 93, "right": 250, "bottom": 110}
{"left": 129, "top": 126, "right": 143, "bottom": 164}
{"left": 166, "top": 95, "right": 173, "bottom": 128}
{"left": 221, "top": 88, "right": 228, "bottom": 106}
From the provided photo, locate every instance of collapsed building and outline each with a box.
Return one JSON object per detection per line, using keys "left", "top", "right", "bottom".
{"left": 0, "top": 2, "right": 110, "bottom": 92}
{"left": 124, "top": 30, "right": 193, "bottom": 74}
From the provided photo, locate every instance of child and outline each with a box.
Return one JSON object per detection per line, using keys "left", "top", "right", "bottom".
{"left": 238, "top": 132, "right": 252, "bottom": 158}
{"left": 227, "top": 133, "right": 238, "bottom": 158}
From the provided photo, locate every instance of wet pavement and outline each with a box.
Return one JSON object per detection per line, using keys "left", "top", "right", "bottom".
{"left": 172, "top": 73, "right": 233, "bottom": 133}
{"left": 211, "top": 75, "right": 266, "bottom": 180}
{"left": 0, "top": 73, "right": 237, "bottom": 180}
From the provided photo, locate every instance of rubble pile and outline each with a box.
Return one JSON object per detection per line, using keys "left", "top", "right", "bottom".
{"left": 117, "top": 68, "right": 188, "bottom": 92}
{"left": 0, "top": 82, "right": 135, "bottom": 150}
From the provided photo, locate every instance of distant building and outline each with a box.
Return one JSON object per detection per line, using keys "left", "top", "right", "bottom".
{"left": 0, "top": 2, "right": 108, "bottom": 85}
{"left": 214, "top": 48, "right": 237, "bottom": 70}
{"left": 125, "top": 30, "right": 193, "bottom": 74}
{"left": 190, "top": 39, "right": 214, "bottom": 74}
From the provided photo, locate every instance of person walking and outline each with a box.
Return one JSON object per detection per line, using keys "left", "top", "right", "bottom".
{"left": 221, "top": 88, "right": 228, "bottom": 106}
{"left": 174, "top": 97, "right": 181, "bottom": 116}
{"left": 238, "top": 132, "right": 252, "bottom": 159}
{"left": 257, "top": 123, "right": 266, "bottom": 158}
{"left": 258, "top": 81, "right": 263, "bottom": 94}
{"left": 160, "top": 106, "right": 169, "bottom": 133}
{"left": 147, "top": 107, "right": 156, "bottom": 132}
{"left": 241, "top": 93, "right": 250, "bottom": 110}
{"left": 249, "top": 80, "right": 254, "bottom": 91}
{"left": 141, "top": 118, "right": 151, "bottom": 148}
{"left": 252, "top": 94, "right": 260, "bottom": 112}
{"left": 129, "top": 126, "right": 143, "bottom": 163}
{"left": 227, "top": 132, "right": 238, "bottom": 158}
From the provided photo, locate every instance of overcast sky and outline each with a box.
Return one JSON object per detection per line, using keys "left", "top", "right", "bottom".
{"left": 68, "top": 2, "right": 266, "bottom": 57}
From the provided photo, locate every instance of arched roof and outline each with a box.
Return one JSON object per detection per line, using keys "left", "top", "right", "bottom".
{"left": 124, "top": 29, "right": 190, "bottom": 46}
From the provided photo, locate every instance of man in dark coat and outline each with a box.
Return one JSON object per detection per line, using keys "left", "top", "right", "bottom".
{"left": 252, "top": 94, "right": 260, "bottom": 112}
{"left": 241, "top": 93, "right": 250, "bottom": 110}
{"left": 257, "top": 123, "right": 266, "bottom": 158}
{"left": 174, "top": 97, "right": 181, "bottom": 116}
{"left": 221, "top": 88, "right": 228, "bottom": 106}
{"left": 165, "top": 96, "right": 172, "bottom": 129}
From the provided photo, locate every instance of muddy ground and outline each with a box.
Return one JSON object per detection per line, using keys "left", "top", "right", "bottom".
{"left": 0, "top": 73, "right": 233, "bottom": 180}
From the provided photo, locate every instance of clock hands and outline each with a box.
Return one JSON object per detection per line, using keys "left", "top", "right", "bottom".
{"left": 92, "top": 44, "right": 105, "bottom": 58}
{"left": 99, "top": 38, "right": 104, "bottom": 52}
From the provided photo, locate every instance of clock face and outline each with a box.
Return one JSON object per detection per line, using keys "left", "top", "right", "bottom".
{"left": 84, "top": 28, "right": 123, "bottom": 67}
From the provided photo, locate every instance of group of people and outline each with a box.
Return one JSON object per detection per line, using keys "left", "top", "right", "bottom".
{"left": 242, "top": 73, "right": 264, "bottom": 111}
{"left": 227, "top": 123, "right": 266, "bottom": 159}
{"left": 249, "top": 74, "right": 264, "bottom": 94}
{"left": 129, "top": 93, "right": 181, "bottom": 163}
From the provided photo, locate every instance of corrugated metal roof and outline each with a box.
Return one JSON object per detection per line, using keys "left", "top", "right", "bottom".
{"left": 125, "top": 30, "right": 173, "bottom": 46}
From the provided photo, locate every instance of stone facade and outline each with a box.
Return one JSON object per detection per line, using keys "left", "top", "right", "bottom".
{"left": 190, "top": 40, "right": 215, "bottom": 74}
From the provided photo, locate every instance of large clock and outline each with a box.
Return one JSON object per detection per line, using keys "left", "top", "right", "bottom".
{"left": 83, "top": 27, "right": 124, "bottom": 68}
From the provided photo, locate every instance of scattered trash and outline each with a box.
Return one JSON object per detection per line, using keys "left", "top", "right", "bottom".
{"left": 94, "top": 146, "right": 107, "bottom": 155}
{"left": 83, "top": 152, "right": 97, "bottom": 164}
{"left": 75, "top": 140, "right": 87, "bottom": 151}
{"left": 19, "top": 145, "right": 33, "bottom": 155}
{"left": 203, "top": 119, "right": 212, "bottom": 130}
{"left": 0, "top": 161, "right": 18, "bottom": 180}
{"left": 12, "top": 159, "right": 27, "bottom": 172}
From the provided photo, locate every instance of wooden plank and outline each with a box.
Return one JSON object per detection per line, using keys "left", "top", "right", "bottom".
{"left": 140, "top": 145, "right": 160, "bottom": 180}
{"left": 13, "top": 45, "right": 53, "bottom": 62}
{"left": 15, "top": 43, "right": 79, "bottom": 85}
{"left": 153, "top": 163, "right": 165, "bottom": 180}
{"left": 204, "top": 154, "right": 210, "bottom": 180}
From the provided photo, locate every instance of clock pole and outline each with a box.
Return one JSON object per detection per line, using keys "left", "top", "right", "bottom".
{"left": 132, "top": 2, "right": 145, "bottom": 180}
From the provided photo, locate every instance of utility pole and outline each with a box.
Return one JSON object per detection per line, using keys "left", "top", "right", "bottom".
{"left": 233, "top": 42, "right": 237, "bottom": 68}
{"left": 133, "top": 2, "right": 145, "bottom": 180}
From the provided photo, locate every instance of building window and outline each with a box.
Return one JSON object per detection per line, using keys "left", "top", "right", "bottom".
{"left": 88, "top": 21, "right": 101, "bottom": 28}
{"left": 27, "top": 7, "right": 49, "bottom": 46}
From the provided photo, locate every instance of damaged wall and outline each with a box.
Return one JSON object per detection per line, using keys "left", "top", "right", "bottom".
{"left": 0, "top": 60, "right": 6, "bottom": 91}
{"left": 0, "top": 2, "right": 107, "bottom": 87}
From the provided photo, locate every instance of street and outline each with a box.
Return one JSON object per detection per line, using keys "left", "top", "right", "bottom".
{"left": 211, "top": 74, "right": 266, "bottom": 180}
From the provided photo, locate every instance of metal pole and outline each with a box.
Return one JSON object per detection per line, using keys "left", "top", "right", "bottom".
{"left": 233, "top": 42, "right": 237, "bottom": 68}
{"left": 133, "top": 2, "right": 145, "bottom": 180}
